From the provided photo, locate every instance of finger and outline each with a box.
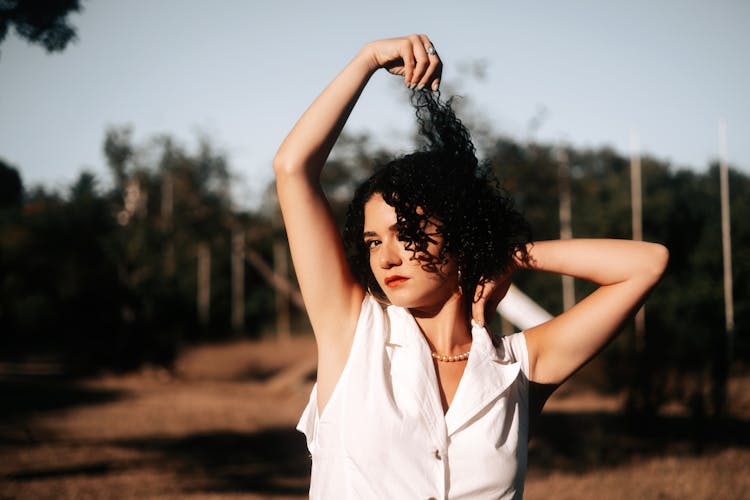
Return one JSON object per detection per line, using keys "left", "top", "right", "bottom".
{"left": 409, "top": 34, "right": 429, "bottom": 88}
{"left": 418, "top": 54, "right": 441, "bottom": 90}
{"left": 473, "top": 279, "right": 488, "bottom": 303}
{"left": 431, "top": 66, "right": 442, "bottom": 92}
{"left": 472, "top": 297, "right": 486, "bottom": 327}
{"left": 472, "top": 281, "right": 490, "bottom": 326}
{"left": 418, "top": 35, "right": 441, "bottom": 90}
{"left": 399, "top": 39, "right": 415, "bottom": 87}
{"left": 430, "top": 57, "right": 443, "bottom": 92}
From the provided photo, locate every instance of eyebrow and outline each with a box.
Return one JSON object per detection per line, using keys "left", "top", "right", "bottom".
{"left": 363, "top": 224, "right": 399, "bottom": 238}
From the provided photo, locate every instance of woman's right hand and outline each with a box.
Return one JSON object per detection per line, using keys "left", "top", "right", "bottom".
{"left": 362, "top": 34, "right": 442, "bottom": 91}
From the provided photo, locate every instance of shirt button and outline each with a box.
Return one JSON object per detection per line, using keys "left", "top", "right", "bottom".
{"left": 434, "top": 449, "right": 441, "bottom": 460}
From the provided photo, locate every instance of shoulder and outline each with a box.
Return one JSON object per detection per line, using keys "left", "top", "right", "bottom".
{"left": 351, "top": 293, "right": 392, "bottom": 348}
{"left": 499, "top": 332, "right": 530, "bottom": 378}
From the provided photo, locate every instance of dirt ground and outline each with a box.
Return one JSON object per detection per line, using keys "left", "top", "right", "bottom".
{"left": 2, "top": 337, "right": 749, "bottom": 499}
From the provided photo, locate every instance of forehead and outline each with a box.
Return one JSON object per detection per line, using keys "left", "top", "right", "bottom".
{"left": 363, "top": 193, "right": 397, "bottom": 231}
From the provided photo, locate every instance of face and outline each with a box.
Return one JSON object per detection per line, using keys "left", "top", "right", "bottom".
{"left": 363, "top": 193, "right": 459, "bottom": 310}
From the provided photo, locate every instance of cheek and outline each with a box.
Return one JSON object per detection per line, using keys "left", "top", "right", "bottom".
{"left": 368, "top": 253, "right": 386, "bottom": 284}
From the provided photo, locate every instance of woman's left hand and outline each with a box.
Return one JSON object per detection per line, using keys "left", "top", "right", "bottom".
{"left": 471, "top": 268, "right": 514, "bottom": 327}
{"left": 363, "top": 34, "right": 442, "bottom": 90}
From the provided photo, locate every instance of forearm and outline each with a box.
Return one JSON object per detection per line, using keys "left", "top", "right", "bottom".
{"left": 521, "top": 239, "right": 669, "bottom": 385}
{"left": 521, "top": 239, "right": 669, "bottom": 286}
{"left": 273, "top": 47, "right": 378, "bottom": 180}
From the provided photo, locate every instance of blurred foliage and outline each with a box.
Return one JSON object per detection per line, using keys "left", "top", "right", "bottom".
{"left": 0, "top": 131, "right": 278, "bottom": 372}
{"left": 0, "top": 0, "right": 82, "bottom": 53}
{"left": 484, "top": 138, "right": 749, "bottom": 412}
{"left": 0, "top": 124, "right": 748, "bottom": 416}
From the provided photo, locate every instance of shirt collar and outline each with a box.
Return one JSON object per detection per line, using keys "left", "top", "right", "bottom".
{"left": 386, "top": 305, "right": 522, "bottom": 436}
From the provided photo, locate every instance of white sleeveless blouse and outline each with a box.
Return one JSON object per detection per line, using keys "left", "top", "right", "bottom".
{"left": 297, "top": 294, "right": 530, "bottom": 499}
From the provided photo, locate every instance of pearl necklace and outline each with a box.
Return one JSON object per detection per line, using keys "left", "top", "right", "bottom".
{"left": 431, "top": 350, "right": 470, "bottom": 362}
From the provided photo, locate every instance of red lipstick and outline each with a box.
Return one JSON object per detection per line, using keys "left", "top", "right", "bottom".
{"left": 385, "top": 275, "right": 409, "bottom": 288}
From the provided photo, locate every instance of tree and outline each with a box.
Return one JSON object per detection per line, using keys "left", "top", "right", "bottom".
{"left": 0, "top": 0, "right": 82, "bottom": 53}
{"left": 0, "top": 158, "right": 22, "bottom": 209}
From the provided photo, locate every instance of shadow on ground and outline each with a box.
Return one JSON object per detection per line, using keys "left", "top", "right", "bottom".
{"left": 3, "top": 366, "right": 749, "bottom": 497}
{"left": 0, "top": 377, "right": 124, "bottom": 439}
{"left": 115, "top": 428, "right": 311, "bottom": 496}
{"left": 530, "top": 410, "right": 750, "bottom": 472}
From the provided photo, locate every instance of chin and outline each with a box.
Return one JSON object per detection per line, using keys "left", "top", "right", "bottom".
{"left": 381, "top": 292, "right": 410, "bottom": 307}
{"left": 384, "top": 289, "right": 451, "bottom": 310}
{"left": 388, "top": 298, "right": 417, "bottom": 309}
{"left": 381, "top": 291, "right": 418, "bottom": 308}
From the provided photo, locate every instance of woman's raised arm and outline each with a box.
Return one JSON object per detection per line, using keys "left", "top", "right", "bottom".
{"left": 520, "top": 239, "right": 669, "bottom": 385}
{"left": 273, "top": 36, "right": 441, "bottom": 408}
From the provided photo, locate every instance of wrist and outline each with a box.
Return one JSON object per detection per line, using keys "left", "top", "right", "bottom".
{"left": 514, "top": 243, "right": 534, "bottom": 270}
{"left": 355, "top": 43, "right": 380, "bottom": 74}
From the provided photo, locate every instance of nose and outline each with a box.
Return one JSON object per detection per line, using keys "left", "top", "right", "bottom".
{"left": 379, "top": 238, "right": 403, "bottom": 269}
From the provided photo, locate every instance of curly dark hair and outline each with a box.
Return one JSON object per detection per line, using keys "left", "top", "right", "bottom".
{"left": 343, "top": 90, "right": 531, "bottom": 306}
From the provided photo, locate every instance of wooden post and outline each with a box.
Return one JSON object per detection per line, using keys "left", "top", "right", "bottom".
{"left": 629, "top": 131, "right": 650, "bottom": 413}
{"left": 557, "top": 145, "right": 575, "bottom": 312}
{"left": 274, "top": 239, "right": 291, "bottom": 342}
{"left": 161, "top": 172, "right": 175, "bottom": 276}
{"left": 719, "top": 119, "right": 735, "bottom": 347}
{"left": 246, "top": 248, "right": 305, "bottom": 310}
{"left": 630, "top": 132, "right": 645, "bottom": 353}
{"left": 231, "top": 228, "right": 245, "bottom": 333}
{"left": 714, "top": 118, "right": 734, "bottom": 415}
{"left": 197, "top": 243, "right": 211, "bottom": 326}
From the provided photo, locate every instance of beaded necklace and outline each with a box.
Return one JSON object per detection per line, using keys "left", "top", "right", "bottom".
{"left": 430, "top": 350, "right": 470, "bottom": 362}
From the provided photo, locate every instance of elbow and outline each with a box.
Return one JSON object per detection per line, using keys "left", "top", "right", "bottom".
{"left": 273, "top": 153, "right": 314, "bottom": 182}
{"left": 645, "top": 242, "right": 669, "bottom": 282}
{"left": 272, "top": 141, "right": 301, "bottom": 176}
{"left": 272, "top": 153, "right": 294, "bottom": 177}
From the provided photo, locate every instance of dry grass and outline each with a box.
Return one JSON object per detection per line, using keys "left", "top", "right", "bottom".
{"left": 2, "top": 337, "right": 748, "bottom": 499}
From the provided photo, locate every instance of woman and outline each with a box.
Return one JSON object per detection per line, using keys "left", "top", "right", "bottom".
{"left": 274, "top": 34, "right": 668, "bottom": 499}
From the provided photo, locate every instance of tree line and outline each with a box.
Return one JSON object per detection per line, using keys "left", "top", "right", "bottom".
{"left": 0, "top": 125, "right": 747, "bottom": 413}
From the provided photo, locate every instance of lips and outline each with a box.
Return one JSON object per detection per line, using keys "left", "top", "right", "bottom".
{"left": 384, "top": 275, "right": 410, "bottom": 288}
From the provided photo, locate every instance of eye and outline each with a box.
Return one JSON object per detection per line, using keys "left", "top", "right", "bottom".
{"left": 365, "top": 239, "right": 381, "bottom": 250}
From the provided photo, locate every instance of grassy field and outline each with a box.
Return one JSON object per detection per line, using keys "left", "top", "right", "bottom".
{"left": 2, "top": 337, "right": 748, "bottom": 499}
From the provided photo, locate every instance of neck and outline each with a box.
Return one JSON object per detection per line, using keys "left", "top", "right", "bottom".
{"left": 410, "top": 291, "right": 472, "bottom": 356}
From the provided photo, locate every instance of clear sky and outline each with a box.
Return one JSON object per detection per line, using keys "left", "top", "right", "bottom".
{"left": 1, "top": 0, "right": 748, "bottom": 206}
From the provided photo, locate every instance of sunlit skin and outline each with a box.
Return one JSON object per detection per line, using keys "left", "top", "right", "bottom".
{"left": 273, "top": 33, "right": 669, "bottom": 418}
{"left": 364, "top": 193, "right": 472, "bottom": 409}
{"left": 363, "top": 193, "right": 457, "bottom": 311}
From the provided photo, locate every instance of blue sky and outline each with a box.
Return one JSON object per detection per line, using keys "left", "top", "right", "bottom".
{"left": 1, "top": 0, "right": 748, "bottom": 206}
